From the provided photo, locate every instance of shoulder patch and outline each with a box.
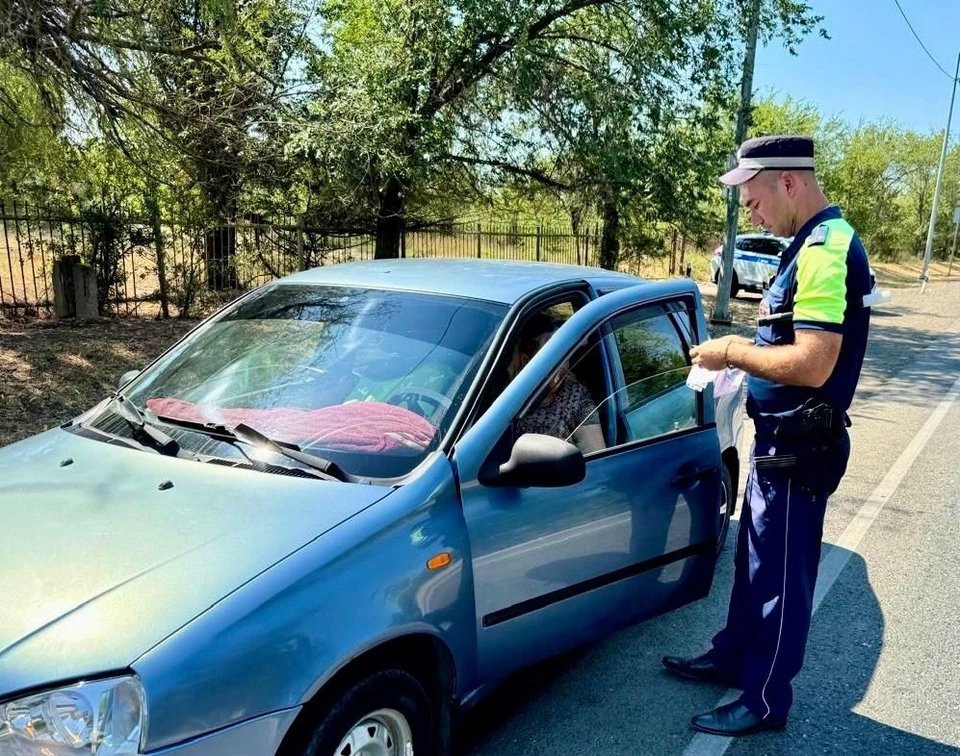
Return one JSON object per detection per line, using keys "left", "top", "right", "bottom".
{"left": 806, "top": 224, "right": 829, "bottom": 246}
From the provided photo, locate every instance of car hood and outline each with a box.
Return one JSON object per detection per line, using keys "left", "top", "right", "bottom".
{"left": 0, "top": 428, "right": 392, "bottom": 697}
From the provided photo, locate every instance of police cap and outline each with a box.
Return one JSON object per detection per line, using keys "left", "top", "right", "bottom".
{"left": 719, "top": 135, "right": 815, "bottom": 187}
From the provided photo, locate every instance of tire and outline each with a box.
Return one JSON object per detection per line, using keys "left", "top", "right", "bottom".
{"left": 299, "top": 669, "right": 437, "bottom": 756}
{"left": 729, "top": 272, "right": 741, "bottom": 299}
{"left": 716, "top": 462, "right": 734, "bottom": 555}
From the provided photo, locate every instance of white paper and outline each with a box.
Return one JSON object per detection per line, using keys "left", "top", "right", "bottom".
{"left": 686, "top": 364, "right": 718, "bottom": 392}
{"left": 714, "top": 367, "right": 746, "bottom": 397}
{"left": 862, "top": 290, "right": 892, "bottom": 308}
{"left": 686, "top": 365, "right": 746, "bottom": 397}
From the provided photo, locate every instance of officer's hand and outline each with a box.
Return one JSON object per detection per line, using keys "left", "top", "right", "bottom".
{"left": 690, "top": 337, "right": 733, "bottom": 371}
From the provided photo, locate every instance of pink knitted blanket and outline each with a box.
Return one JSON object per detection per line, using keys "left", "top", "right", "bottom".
{"left": 146, "top": 398, "right": 436, "bottom": 453}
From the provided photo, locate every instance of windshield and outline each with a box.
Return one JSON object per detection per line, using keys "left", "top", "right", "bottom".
{"left": 91, "top": 284, "right": 506, "bottom": 478}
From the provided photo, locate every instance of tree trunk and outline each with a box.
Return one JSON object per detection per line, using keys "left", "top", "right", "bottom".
{"left": 669, "top": 229, "right": 678, "bottom": 276}
{"left": 375, "top": 176, "right": 406, "bottom": 260}
{"left": 570, "top": 205, "right": 583, "bottom": 265}
{"left": 205, "top": 224, "right": 237, "bottom": 290}
{"left": 599, "top": 197, "right": 620, "bottom": 271}
{"left": 198, "top": 164, "right": 240, "bottom": 290}
{"left": 145, "top": 184, "right": 170, "bottom": 319}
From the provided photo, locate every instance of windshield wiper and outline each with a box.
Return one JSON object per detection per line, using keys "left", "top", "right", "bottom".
{"left": 107, "top": 393, "right": 183, "bottom": 457}
{"left": 154, "top": 415, "right": 355, "bottom": 483}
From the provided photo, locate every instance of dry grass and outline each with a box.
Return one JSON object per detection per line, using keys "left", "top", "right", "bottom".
{"left": 872, "top": 259, "right": 960, "bottom": 289}
{"left": 0, "top": 317, "right": 196, "bottom": 447}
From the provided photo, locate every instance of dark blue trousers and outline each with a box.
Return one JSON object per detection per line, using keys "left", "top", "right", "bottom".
{"left": 707, "top": 427, "right": 850, "bottom": 720}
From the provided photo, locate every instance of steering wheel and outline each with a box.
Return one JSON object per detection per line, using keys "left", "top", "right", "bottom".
{"left": 387, "top": 386, "right": 452, "bottom": 422}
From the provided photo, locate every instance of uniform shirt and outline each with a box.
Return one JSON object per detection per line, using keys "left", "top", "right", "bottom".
{"left": 747, "top": 205, "right": 872, "bottom": 415}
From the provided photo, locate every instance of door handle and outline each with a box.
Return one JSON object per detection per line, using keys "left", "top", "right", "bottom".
{"left": 671, "top": 464, "right": 718, "bottom": 488}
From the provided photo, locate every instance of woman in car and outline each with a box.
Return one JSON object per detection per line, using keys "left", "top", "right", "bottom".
{"left": 512, "top": 314, "right": 607, "bottom": 454}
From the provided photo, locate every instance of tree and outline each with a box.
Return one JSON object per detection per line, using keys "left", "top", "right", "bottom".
{"left": 439, "top": 1, "right": 822, "bottom": 268}
{"left": 143, "top": 0, "right": 312, "bottom": 287}
{"left": 293, "top": 0, "right": 816, "bottom": 260}
{"left": 0, "top": 0, "right": 221, "bottom": 128}
{"left": 474, "top": 2, "right": 736, "bottom": 270}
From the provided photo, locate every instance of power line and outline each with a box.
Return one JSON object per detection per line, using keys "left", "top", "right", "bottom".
{"left": 892, "top": 0, "right": 957, "bottom": 81}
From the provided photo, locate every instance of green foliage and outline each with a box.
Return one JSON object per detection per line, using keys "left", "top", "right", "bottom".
{"left": 751, "top": 93, "right": 960, "bottom": 261}
{"left": 11, "top": 0, "right": 952, "bottom": 276}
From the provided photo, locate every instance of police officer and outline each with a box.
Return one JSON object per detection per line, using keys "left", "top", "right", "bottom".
{"left": 662, "top": 135, "right": 873, "bottom": 736}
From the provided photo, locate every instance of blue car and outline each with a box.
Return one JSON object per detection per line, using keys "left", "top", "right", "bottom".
{"left": 0, "top": 260, "right": 744, "bottom": 756}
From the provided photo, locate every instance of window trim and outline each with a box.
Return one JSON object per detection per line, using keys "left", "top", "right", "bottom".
{"left": 575, "top": 421, "right": 718, "bottom": 464}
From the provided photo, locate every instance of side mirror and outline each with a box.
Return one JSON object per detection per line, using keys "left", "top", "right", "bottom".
{"left": 117, "top": 369, "right": 140, "bottom": 391}
{"left": 483, "top": 433, "right": 586, "bottom": 488}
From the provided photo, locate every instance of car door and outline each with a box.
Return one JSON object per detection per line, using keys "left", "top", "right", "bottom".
{"left": 452, "top": 281, "right": 722, "bottom": 682}
{"left": 736, "top": 238, "right": 764, "bottom": 287}
{"left": 756, "top": 238, "right": 783, "bottom": 283}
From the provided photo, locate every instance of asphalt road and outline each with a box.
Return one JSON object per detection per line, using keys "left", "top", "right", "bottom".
{"left": 458, "top": 280, "right": 960, "bottom": 756}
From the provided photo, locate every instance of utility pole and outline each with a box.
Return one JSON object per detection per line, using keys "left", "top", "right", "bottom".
{"left": 711, "top": 0, "right": 762, "bottom": 325}
{"left": 920, "top": 51, "right": 960, "bottom": 294}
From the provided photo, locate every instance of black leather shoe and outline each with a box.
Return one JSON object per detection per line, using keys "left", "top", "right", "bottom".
{"left": 662, "top": 654, "right": 740, "bottom": 687}
{"left": 690, "top": 701, "right": 786, "bottom": 736}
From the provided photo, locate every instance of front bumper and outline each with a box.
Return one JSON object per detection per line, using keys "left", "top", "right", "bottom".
{"left": 150, "top": 708, "right": 300, "bottom": 756}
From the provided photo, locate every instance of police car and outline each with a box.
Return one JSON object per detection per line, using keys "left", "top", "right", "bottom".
{"left": 710, "top": 233, "right": 877, "bottom": 299}
{"left": 709, "top": 234, "right": 789, "bottom": 298}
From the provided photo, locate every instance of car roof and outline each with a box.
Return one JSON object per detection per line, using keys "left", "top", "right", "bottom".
{"left": 738, "top": 233, "right": 785, "bottom": 241}
{"left": 275, "top": 258, "right": 643, "bottom": 305}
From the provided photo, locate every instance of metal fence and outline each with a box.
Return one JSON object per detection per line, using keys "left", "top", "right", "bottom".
{"left": 0, "top": 200, "right": 602, "bottom": 319}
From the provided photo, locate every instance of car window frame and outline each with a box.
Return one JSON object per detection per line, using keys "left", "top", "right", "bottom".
{"left": 600, "top": 295, "right": 704, "bottom": 453}
{"left": 448, "top": 282, "right": 598, "bottom": 446}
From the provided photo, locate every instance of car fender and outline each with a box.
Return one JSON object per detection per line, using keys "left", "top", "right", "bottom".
{"left": 133, "top": 454, "right": 478, "bottom": 751}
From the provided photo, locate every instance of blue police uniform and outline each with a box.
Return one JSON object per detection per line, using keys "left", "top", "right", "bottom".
{"left": 707, "top": 203, "right": 873, "bottom": 721}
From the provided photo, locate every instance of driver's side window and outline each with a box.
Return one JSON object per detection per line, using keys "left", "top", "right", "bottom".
{"left": 498, "top": 295, "right": 610, "bottom": 454}
{"left": 515, "top": 336, "right": 608, "bottom": 455}
{"left": 610, "top": 306, "right": 698, "bottom": 444}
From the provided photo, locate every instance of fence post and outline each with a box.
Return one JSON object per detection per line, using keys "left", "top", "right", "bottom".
{"left": 12, "top": 200, "right": 28, "bottom": 306}
{"left": 53, "top": 256, "right": 98, "bottom": 319}
{"left": 401, "top": 228, "right": 407, "bottom": 259}
{"left": 0, "top": 200, "right": 8, "bottom": 309}
{"left": 536, "top": 226, "right": 542, "bottom": 262}
{"left": 477, "top": 223, "right": 482, "bottom": 259}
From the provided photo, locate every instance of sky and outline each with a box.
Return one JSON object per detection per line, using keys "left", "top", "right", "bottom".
{"left": 754, "top": 0, "right": 960, "bottom": 134}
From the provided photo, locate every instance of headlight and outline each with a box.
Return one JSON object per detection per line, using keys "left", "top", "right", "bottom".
{"left": 0, "top": 676, "right": 146, "bottom": 755}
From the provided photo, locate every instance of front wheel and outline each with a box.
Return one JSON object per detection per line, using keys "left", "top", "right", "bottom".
{"left": 729, "top": 272, "right": 741, "bottom": 299}
{"left": 299, "top": 670, "right": 437, "bottom": 756}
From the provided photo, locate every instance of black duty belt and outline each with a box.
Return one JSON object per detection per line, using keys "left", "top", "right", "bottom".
{"left": 750, "top": 399, "right": 851, "bottom": 441}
